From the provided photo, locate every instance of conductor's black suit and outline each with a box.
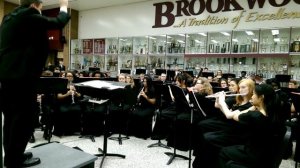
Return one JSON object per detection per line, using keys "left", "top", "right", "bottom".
{"left": 0, "top": 5, "right": 70, "bottom": 167}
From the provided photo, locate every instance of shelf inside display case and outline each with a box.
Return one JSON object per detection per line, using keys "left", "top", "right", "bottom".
{"left": 166, "top": 34, "right": 186, "bottom": 54}
{"left": 70, "top": 26, "right": 300, "bottom": 80}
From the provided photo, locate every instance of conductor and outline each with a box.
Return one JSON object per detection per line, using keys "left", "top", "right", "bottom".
{"left": 0, "top": 0, "right": 70, "bottom": 167}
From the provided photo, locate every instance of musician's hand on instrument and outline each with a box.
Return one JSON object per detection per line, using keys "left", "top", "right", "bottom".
{"left": 220, "top": 91, "right": 227, "bottom": 102}
{"left": 70, "top": 85, "right": 76, "bottom": 91}
{"left": 67, "top": 90, "right": 73, "bottom": 96}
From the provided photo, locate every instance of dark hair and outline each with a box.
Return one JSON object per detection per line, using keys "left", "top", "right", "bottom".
{"left": 144, "top": 75, "right": 152, "bottom": 88}
{"left": 230, "top": 78, "right": 241, "bottom": 85}
{"left": 265, "top": 78, "right": 280, "bottom": 89}
{"left": 20, "top": 0, "right": 42, "bottom": 6}
{"left": 255, "top": 84, "right": 283, "bottom": 124}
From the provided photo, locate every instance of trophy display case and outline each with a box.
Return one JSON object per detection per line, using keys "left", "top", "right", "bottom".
{"left": 70, "top": 27, "right": 300, "bottom": 79}
{"left": 106, "top": 54, "right": 118, "bottom": 76}
{"left": 119, "top": 37, "right": 133, "bottom": 54}
{"left": 260, "top": 28, "right": 290, "bottom": 53}
{"left": 207, "top": 31, "right": 231, "bottom": 53}
{"left": 71, "top": 39, "right": 82, "bottom": 55}
{"left": 291, "top": 27, "right": 300, "bottom": 53}
{"left": 229, "top": 56, "right": 257, "bottom": 77}
{"left": 133, "top": 36, "right": 148, "bottom": 55}
{"left": 166, "top": 34, "right": 185, "bottom": 54}
{"left": 290, "top": 54, "right": 300, "bottom": 80}
{"left": 231, "top": 30, "right": 259, "bottom": 53}
{"left": 206, "top": 56, "right": 230, "bottom": 74}
{"left": 133, "top": 55, "right": 147, "bottom": 69}
{"left": 106, "top": 37, "right": 119, "bottom": 54}
{"left": 149, "top": 35, "right": 166, "bottom": 55}
{"left": 184, "top": 56, "right": 206, "bottom": 76}
{"left": 149, "top": 55, "right": 165, "bottom": 69}
{"left": 257, "top": 56, "right": 289, "bottom": 79}
{"left": 92, "top": 55, "right": 105, "bottom": 71}
{"left": 185, "top": 32, "right": 207, "bottom": 54}
{"left": 165, "top": 54, "right": 184, "bottom": 70}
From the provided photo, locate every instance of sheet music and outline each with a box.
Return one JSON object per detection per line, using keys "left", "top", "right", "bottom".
{"left": 75, "top": 80, "right": 127, "bottom": 90}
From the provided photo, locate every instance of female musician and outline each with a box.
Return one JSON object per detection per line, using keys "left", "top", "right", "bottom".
{"left": 53, "top": 71, "right": 82, "bottom": 136}
{"left": 191, "top": 77, "right": 215, "bottom": 117}
{"left": 218, "top": 84, "right": 286, "bottom": 168}
{"left": 193, "top": 78, "right": 255, "bottom": 168}
{"left": 128, "top": 75, "right": 156, "bottom": 139}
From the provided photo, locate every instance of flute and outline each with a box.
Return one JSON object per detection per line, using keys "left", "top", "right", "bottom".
{"left": 205, "top": 92, "right": 246, "bottom": 98}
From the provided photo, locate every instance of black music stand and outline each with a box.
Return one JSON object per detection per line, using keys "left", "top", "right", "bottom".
{"left": 188, "top": 91, "right": 208, "bottom": 168}
{"left": 108, "top": 85, "right": 131, "bottom": 145}
{"left": 148, "top": 81, "right": 171, "bottom": 149}
{"left": 75, "top": 80, "right": 127, "bottom": 168}
{"left": 34, "top": 77, "right": 68, "bottom": 145}
{"left": 164, "top": 85, "right": 190, "bottom": 165}
{"left": 74, "top": 78, "right": 101, "bottom": 142}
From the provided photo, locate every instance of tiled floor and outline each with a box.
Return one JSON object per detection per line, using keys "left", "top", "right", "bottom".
{"left": 26, "top": 130, "right": 296, "bottom": 168}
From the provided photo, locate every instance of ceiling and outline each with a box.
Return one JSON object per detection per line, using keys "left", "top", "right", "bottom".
{"left": 5, "top": 0, "right": 154, "bottom": 11}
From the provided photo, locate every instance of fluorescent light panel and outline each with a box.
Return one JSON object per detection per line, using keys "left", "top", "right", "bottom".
{"left": 221, "top": 32, "right": 231, "bottom": 36}
{"left": 198, "top": 33, "right": 207, "bottom": 36}
{"left": 271, "top": 30, "right": 279, "bottom": 35}
{"left": 245, "top": 31, "right": 254, "bottom": 35}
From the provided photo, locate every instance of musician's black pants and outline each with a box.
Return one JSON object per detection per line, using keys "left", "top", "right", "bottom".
{"left": 128, "top": 106, "right": 155, "bottom": 139}
{"left": 0, "top": 80, "right": 37, "bottom": 168}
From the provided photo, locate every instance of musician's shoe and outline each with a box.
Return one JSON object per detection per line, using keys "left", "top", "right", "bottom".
{"left": 29, "top": 135, "right": 35, "bottom": 143}
{"left": 23, "top": 152, "right": 33, "bottom": 160}
{"left": 22, "top": 157, "right": 41, "bottom": 167}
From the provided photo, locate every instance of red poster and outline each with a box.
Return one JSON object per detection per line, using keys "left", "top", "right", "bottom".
{"left": 94, "top": 39, "right": 105, "bottom": 54}
{"left": 82, "top": 39, "right": 93, "bottom": 54}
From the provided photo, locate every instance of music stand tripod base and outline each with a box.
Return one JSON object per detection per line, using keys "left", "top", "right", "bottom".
{"left": 109, "top": 134, "right": 129, "bottom": 145}
{"left": 147, "top": 139, "right": 171, "bottom": 149}
{"left": 164, "top": 151, "right": 190, "bottom": 165}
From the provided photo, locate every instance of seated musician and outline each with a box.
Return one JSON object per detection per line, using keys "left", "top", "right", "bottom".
{"left": 191, "top": 77, "right": 215, "bottom": 117}
{"left": 218, "top": 84, "right": 286, "bottom": 168}
{"left": 193, "top": 79, "right": 255, "bottom": 167}
{"left": 165, "top": 73, "right": 195, "bottom": 150}
{"left": 53, "top": 71, "right": 83, "bottom": 136}
{"left": 128, "top": 75, "right": 156, "bottom": 139}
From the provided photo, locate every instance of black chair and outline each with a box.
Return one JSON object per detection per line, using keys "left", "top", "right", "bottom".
{"left": 36, "top": 77, "right": 68, "bottom": 143}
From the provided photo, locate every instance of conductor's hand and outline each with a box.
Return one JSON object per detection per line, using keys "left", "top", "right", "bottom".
{"left": 59, "top": 0, "right": 68, "bottom": 7}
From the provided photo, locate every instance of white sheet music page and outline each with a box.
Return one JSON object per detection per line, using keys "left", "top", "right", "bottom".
{"left": 76, "top": 80, "right": 124, "bottom": 90}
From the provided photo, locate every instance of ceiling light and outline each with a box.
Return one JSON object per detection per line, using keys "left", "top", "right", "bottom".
{"left": 211, "top": 40, "right": 218, "bottom": 43}
{"left": 220, "top": 32, "right": 231, "bottom": 36}
{"left": 271, "top": 30, "right": 279, "bottom": 35}
{"left": 274, "top": 38, "right": 280, "bottom": 42}
{"left": 194, "top": 40, "right": 202, "bottom": 43}
{"left": 198, "top": 33, "right": 207, "bottom": 36}
{"left": 245, "top": 31, "right": 254, "bottom": 35}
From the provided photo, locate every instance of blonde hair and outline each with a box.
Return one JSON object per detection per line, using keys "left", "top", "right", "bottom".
{"left": 236, "top": 79, "right": 255, "bottom": 105}
{"left": 196, "top": 77, "right": 213, "bottom": 95}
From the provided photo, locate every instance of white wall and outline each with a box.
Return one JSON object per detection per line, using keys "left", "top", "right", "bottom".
{"left": 79, "top": 0, "right": 300, "bottom": 39}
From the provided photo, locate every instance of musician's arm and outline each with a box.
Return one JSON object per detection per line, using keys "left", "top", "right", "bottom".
{"left": 141, "top": 93, "right": 156, "bottom": 105}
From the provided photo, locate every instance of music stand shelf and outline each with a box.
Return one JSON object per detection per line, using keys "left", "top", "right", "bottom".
{"left": 75, "top": 80, "right": 128, "bottom": 168}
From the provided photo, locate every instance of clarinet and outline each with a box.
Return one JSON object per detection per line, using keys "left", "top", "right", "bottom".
{"left": 137, "top": 86, "right": 144, "bottom": 105}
